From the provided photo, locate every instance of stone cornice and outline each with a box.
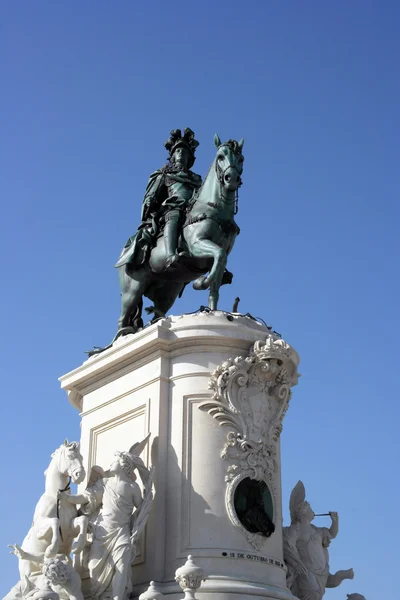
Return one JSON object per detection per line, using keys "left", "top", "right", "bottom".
{"left": 59, "top": 313, "right": 271, "bottom": 411}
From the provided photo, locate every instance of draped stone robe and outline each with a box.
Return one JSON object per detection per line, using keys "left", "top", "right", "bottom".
{"left": 87, "top": 479, "right": 135, "bottom": 598}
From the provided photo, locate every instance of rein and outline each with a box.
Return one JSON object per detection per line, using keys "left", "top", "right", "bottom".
{"left": 214, "top": 144, "right": 242, "bottom": 216}
{"left": 56, "top": 477, "right": 71, "bottom": 542}
{"left": 55, "top": 447, "right": 73, "bottom": 542}
{"left": 191, "top": 150, "right": 242, "bottom": 216}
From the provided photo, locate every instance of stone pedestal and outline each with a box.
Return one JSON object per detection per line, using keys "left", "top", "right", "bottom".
{"left": 60, "top": 312, "right": 299, "bottom": 600}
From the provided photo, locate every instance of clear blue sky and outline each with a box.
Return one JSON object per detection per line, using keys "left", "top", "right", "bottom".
{"left": 1, "top": 2, "right": 399, "bottom": 598}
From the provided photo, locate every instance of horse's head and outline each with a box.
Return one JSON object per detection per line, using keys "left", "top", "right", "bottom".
{"left": 214, "top": 134, "right": 244, "bottom": 192}
{"left": 50, "top": 440, "right": 85, "bottom": 484}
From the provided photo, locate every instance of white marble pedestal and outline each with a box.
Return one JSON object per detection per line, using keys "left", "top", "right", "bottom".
{"left": 60, "top": 312, "right": 299, "bottom": 600}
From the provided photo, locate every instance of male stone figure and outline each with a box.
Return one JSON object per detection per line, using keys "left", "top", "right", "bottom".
{"left": 115, "top": 128, "right": 202, "bottom": 272}
{"left": 58, "top": 438, "right": 153, "bottom": 600}
{"left": 283, "top": 481, "right": 354, "bottom": 600}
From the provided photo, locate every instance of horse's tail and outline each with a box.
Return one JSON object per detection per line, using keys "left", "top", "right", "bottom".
{"left": 131, "top": 298, "right": 144, "bottom": 329}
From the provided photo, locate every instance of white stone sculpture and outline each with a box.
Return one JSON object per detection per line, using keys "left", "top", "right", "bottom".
{"left": 138, "top": 581, "right": 164, "bottom": 600}
{"left": 175, "top": 555, "right": 206, "bottom": 600}
{"left": 283, "top": 481, "right": 354, "bottom": 600}
{"left": 6, "top": 546, "right": 83, "bottom": 600}
{"left": 199, "top": 336, "right": 299, "bottom": 547}
{"left": 60, "top": 435, "right": 154, "bottom": 600}
{"left": 8, "top": 440, "right": 87, "bottom": 584}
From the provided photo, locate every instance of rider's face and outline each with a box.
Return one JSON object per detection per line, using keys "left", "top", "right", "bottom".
{"left": 172, "top": 146, "right": 190, "bottom": 169}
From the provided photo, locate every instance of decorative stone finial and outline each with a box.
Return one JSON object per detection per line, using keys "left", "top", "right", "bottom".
{"left": 175, "top": 555, "right": 206, "bottom": 600}
{"left": 139, "top": 581, "right": 164, "bottom": 600}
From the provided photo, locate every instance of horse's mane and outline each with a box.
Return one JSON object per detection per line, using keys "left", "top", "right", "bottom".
{"left": 223, "top": 139, "right": 243, "bottom": 155}
{"left": 44, "top": 441, "right": 80, "bottom": 476}
{"left": 195, "top": 140, "right": 243, "bottom": 197}
{"left": 50, "top": 441, "right": 80, "bottom": 459}
{"left": 195, "top": 160, "right": 214, "bottom": 198}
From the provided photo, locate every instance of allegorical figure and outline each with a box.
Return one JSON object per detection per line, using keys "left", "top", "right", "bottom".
{"left": 283, "top": 481, "right": 354, "bottom": 600}
{"left": 6, "top": 546, "right": 83, "bottom": 600}
{"left": 115, "top": 128, "right": 202, "bottom": 272}
{"left": 58, "top": 437, "right": 153, "bottom": 600}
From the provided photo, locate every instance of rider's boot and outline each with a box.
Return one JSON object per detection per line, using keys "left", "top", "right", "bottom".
{"left": 164, "top": 210, "right": 181, "bottom": 269}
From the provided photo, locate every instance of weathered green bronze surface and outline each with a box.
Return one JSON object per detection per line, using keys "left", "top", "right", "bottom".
{"left": 115, "top": 128, "right": 244, "bottom": 336}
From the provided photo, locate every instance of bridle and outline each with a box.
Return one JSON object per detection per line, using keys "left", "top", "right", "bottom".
{"left": 215, "top": 145, "right": 243, "bottom": 215}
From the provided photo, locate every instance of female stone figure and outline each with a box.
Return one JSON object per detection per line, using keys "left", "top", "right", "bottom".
{"left": 283, "top": 481, "right": 354, "bottom": 600}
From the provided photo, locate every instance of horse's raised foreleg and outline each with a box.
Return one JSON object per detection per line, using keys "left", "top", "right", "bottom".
{"left": 189, "top": 238, "right": 227, "bottom": 310}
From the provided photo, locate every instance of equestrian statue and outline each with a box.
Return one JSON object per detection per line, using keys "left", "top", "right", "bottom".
{"left": 114, "top": 127, "right": 244, "bottom": 337}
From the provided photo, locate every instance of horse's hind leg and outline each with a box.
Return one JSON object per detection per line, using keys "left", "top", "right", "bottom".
{"left": 117, "top": 266, "right": 148, "bottom": 331}
{"left": 149, "top": 281, "right": 185, "bottom": 320}
{"left": 20, "top": 517, "right": 61, "bottom": 576}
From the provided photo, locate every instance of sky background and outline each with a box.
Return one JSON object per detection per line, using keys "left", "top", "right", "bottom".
{"left": 1, "top": 2, "right": 399, "bottom": 598}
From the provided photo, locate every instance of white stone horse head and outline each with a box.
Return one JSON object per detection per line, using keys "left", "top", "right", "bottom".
{"left": 44, "top": 440, "right": 85, "bottom": 491}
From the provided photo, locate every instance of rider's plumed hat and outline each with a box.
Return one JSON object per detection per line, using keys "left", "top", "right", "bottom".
{"left": 164, "top": 128, "right": 199, "bottom": 168}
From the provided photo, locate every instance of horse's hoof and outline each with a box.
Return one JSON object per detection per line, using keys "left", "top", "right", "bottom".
{"left": 193, "top": 275, "right": 208, "bottom": 291}
{"left": 112, "top": 327, "right": 135, "bottom": 343}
